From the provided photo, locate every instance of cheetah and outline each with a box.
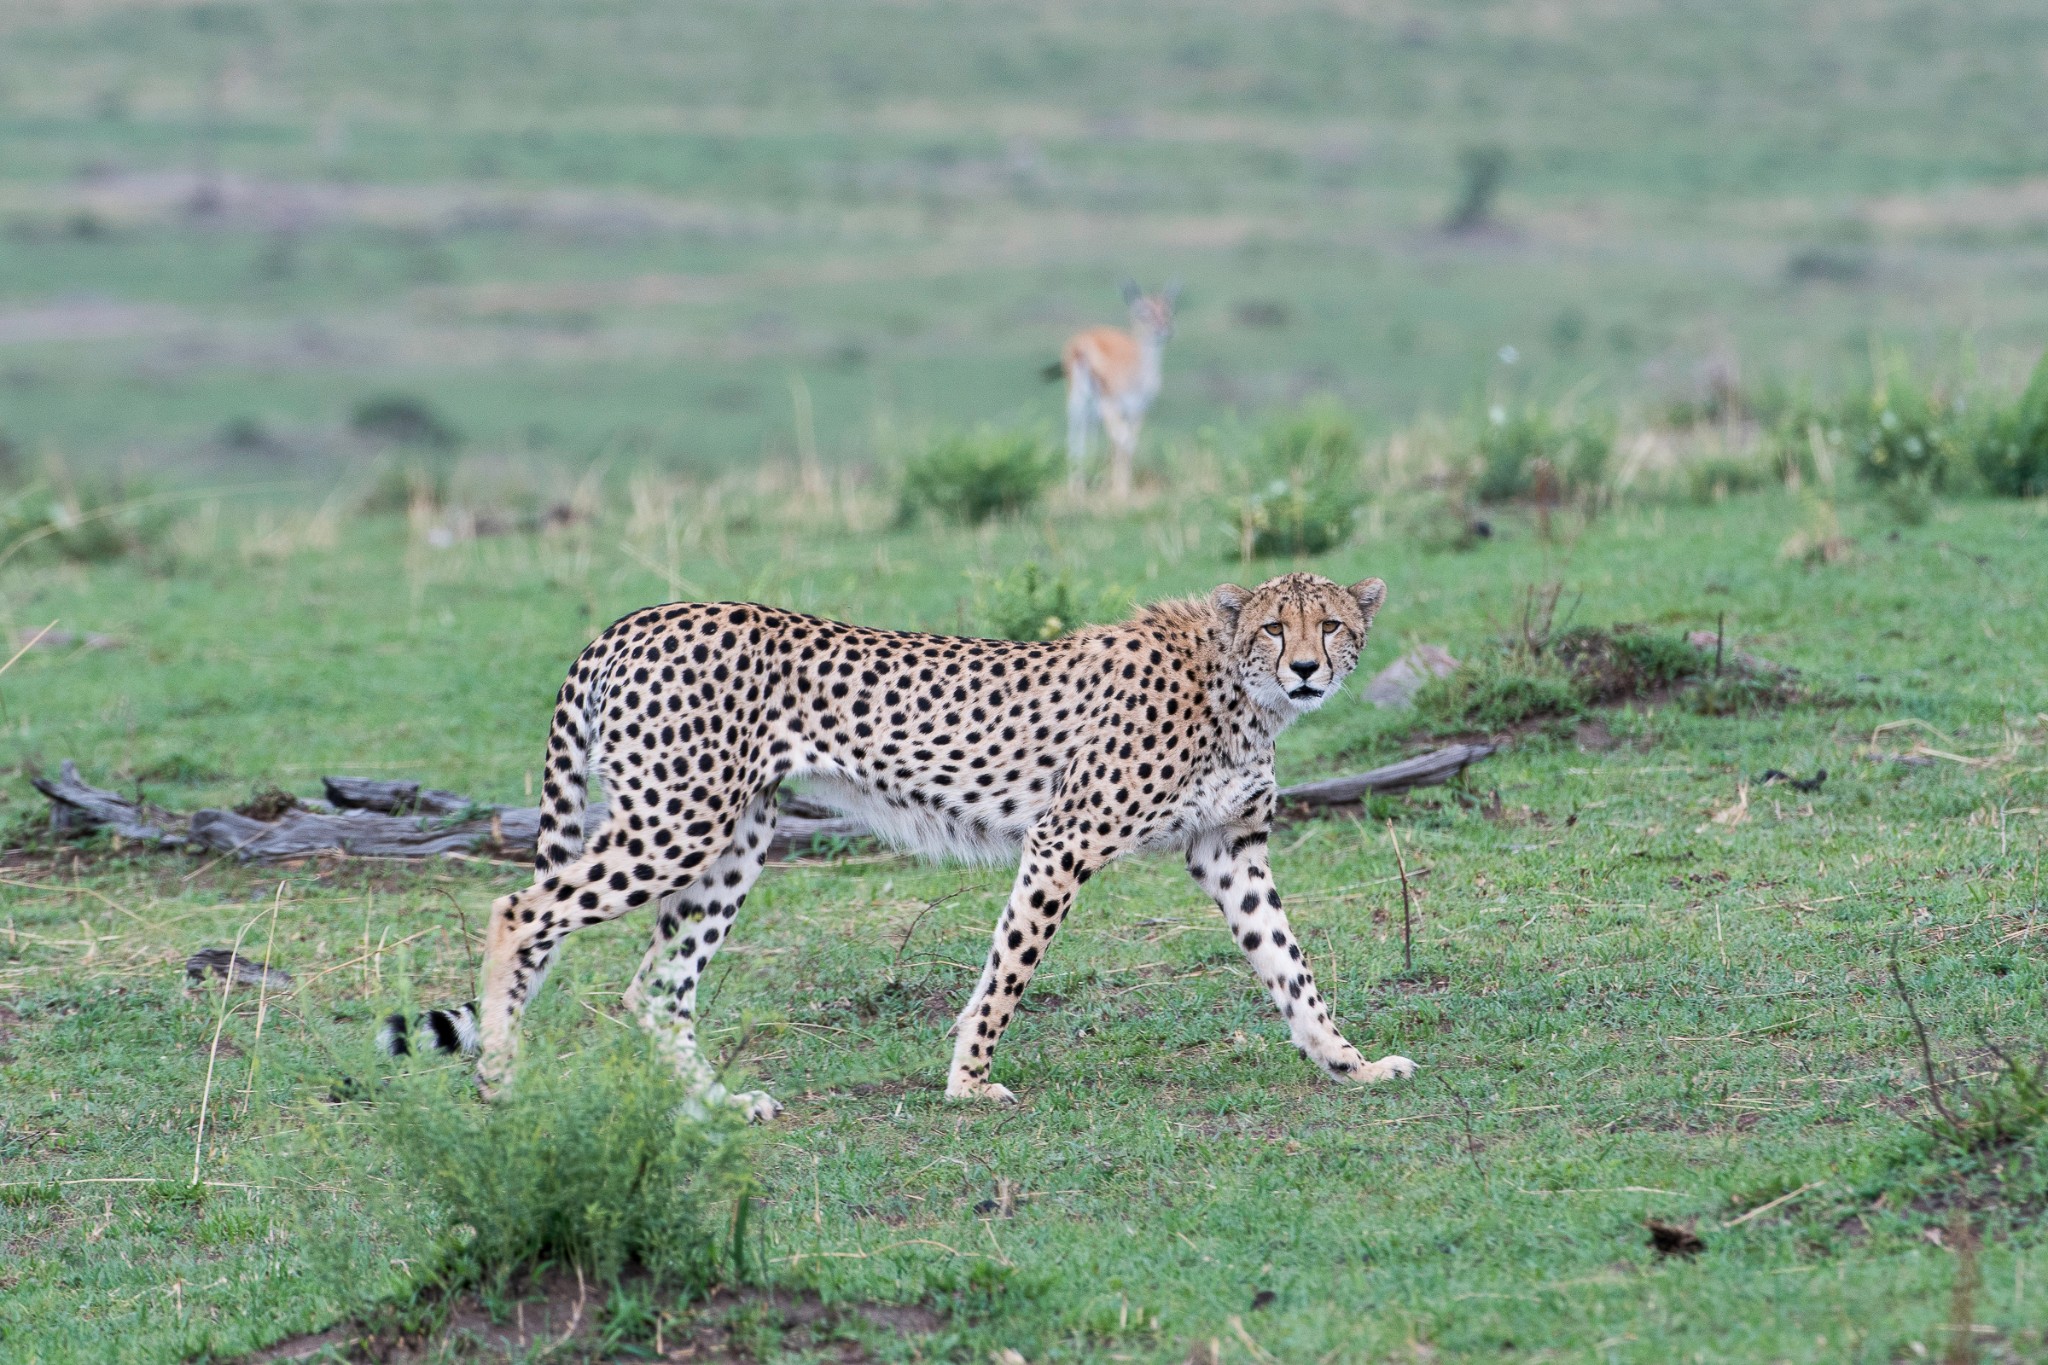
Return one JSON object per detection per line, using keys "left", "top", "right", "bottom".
{"left": 387, "top": 572, "right": 1416, "bottom": 1117}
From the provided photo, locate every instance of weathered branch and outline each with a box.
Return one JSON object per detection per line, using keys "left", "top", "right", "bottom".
{"left": 31, "top": 761, "right": 181, "bottom": 844}
{"left": 29, "top": 743, "right": 1493, "bottom": 866}
{"left": 1275, "top": 742, "right": 1495, "bottom": 805}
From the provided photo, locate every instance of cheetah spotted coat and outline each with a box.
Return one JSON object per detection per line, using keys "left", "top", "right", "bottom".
{"left": 453, "top": 571, "right": 1411, "bottom": 1115}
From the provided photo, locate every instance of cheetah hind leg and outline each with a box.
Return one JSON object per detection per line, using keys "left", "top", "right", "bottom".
{"left": 623, "top": 792, "right": 784, "bottom": 1122}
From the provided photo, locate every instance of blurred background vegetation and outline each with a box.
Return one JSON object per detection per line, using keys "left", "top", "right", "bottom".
{"left": 0, "top": 0, "right": 2045, "bottom": 495}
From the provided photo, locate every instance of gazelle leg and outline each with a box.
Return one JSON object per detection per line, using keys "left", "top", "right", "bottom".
{"left": 1100, "top": 406, "right": 1136, "bottom": 501}
{"left": 1066, "top": 370, "right": 1094, "bottom": 494}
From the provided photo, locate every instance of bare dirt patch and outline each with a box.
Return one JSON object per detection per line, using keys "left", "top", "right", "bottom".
{"left": 242, "top": 1270, "right": 944, "bottom": 1364}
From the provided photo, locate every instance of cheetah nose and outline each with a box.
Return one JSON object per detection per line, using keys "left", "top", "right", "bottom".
{"left": 1289, "top": 659, "right": 1318, "bottom": 679}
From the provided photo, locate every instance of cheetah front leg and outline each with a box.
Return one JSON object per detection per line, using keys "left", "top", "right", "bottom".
{"left": 946, "top": 813, "right": 1097, "bottom": 1103}
{"left": 1187, "top": 826, "right": 1415, "bottom": 1085}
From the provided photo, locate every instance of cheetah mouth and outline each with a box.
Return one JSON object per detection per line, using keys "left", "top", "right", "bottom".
{"left": 1287, "top": 684, "right": 1324, "bottom": 701}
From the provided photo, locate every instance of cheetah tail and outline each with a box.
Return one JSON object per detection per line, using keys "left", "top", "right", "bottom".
{"left": 535, "top": 666, "right": 599, "bottom": 874}
{"left": 377, "top": 1003, "right": 479, "bottom": 1057}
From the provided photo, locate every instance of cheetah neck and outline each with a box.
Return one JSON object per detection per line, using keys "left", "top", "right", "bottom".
{"left": 1207, "top": 663, "right": 1291, "bottom": 768}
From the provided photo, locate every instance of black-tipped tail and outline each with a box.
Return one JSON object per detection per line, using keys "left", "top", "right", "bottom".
{"left": 1040, "top": 359, "right": 1065, "bottom": 382}
{"left": 378, "top": 1004, "right": 479, "bottom": 1057}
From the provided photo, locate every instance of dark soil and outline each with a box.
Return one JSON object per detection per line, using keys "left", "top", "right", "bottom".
{"left": 234, "top": 787, "right": 302, "bottom": 822}
{"left": 241, "top": 1268, "right": 945, "bottom": 1364}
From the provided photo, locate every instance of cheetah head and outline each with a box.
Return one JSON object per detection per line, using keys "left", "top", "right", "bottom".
{"left": 1212, "top": 572, "right": 1387, "bottom": 714}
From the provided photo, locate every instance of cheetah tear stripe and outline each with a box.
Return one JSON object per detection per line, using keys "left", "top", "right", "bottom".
{"left": 405, "top": 572, "right": 1411, "bottom": 1115}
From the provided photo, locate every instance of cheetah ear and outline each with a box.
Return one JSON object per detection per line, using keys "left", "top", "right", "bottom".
{"left": 1348, "top": 578, "right": 1387, "bottom": 624}
{"left": 1211, "top": 584, "right": 1250, "bottom": 626}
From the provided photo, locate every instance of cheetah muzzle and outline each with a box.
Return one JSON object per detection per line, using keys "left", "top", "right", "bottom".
{"left": 383, "top": 572, "right": 1416, "bottom": 1116}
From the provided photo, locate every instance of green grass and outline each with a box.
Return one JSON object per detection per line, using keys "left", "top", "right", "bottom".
{"left": 3, "top": 0, "right": 2048, "bottom": 471}
{"left": 2, "top": 481, "right": 2046, "bottom": 1361}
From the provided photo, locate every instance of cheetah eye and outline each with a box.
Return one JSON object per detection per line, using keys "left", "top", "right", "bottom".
{"left": 1322, "top": 619, "right": 1341, "bottom": 634}
{"left": 1260, "top": 622, "right": 1284, "bottom": 638}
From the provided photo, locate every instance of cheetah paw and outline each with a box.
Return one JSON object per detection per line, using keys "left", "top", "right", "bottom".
{"left": 1359, "top": 1054, "right": 1417, "bottom": 1082}
{"left": 945, "top": 1078, "right": 1019, "bottom": 1104}
{"left": 727, "top": 1089, "right": 784, "bottom": 1123}
{"left": 681, "top": 1082, "right": 784, "bottom": 1123}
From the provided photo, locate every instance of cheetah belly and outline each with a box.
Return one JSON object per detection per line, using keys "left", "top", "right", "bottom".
{"left": 796, "top": 774, "right": 1038, "bottom": 867}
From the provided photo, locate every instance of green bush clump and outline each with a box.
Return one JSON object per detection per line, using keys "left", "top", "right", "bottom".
{"left": 358, "top": 460, "right": 449, "bottom": 516}
{"left": 1685, "top": 454, "right": 1775, "bottom": 503}
{"left": 1551, "top": 625, "right": 1702, "bottom": 702}
{"left": 1411, "top": 622, "right": 1795, "bottom": 733}
{"left": 1684, "top": 670, "right": 1803, "bottom": 717}
{"left": 1472, "top": 405, "right": 1611, "bottom": 503}
{"left": 899, "top": 428, "right": 1061, "bottom": 526}
{"left": 349, "top": 1034, "right": 752, "bottom": 1296}
{"left": 1413, "top": 651, "right": 1584, "bottom": 733}
{"left": 1970, "top": 354, "right": 2048, "bottom": 497}
{"left": 1230, "top": 404, "right": 1366, "bottom": 557}
{"left": 973, "top": 562, "right": 1130, "bottom": 641}
{"left": 0, "top": 462, "right": 175, "bottom": 565}
{"left": 352, "top": 393, "right": 462, "bottom": 451}
{"left": 1837, "top": 380, "right": 1956, "bottom": 488}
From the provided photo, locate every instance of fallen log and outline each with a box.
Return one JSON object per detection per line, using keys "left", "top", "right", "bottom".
{"left": 31, "top": 761, "right": 181, "bottom": 844}
{"left": 29, "top": 743, "right": 1494, "bottom": 865}
{"left": 1277, "top": 742, "right": 1495, "bottom": 805}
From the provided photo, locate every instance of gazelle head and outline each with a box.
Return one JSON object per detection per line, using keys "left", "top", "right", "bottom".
{"left": 1120, "top": 280, "right": 1180, "bottom": 342}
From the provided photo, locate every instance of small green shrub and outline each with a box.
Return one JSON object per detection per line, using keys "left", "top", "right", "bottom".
{"left": 1472, "top": 406, "right": 1611, "bottom": 503}
{"left": 1412, "top": 651, "right": 1584, "bottom": 733}
{"left": 352, "top": 393, "right": 462, "bottom": 451}
{"left": 1411, "top": 622, "right": 1793, "bottom": 733}
{"left": 1970, "top": 354, "right": 2048, "bottom": 497}
{"left": 359, "top": 460, "right": 449, "bottom": 516}
{"left": 1444, "top": 143, "right": 1509, "bottom": 233}
{"left": 1685, "top": 454, "right": 1774, "bottom": 503}
{"left": 1756, "top": 407, "right": 1832, "bottom": 487}
{"left": 899, "top": 428, "right": 1061, "bottom": 526}
{"left": 348, "top": 1033, "right": 751, "bottom": 1295}
{"left": 1229, "top": 404, "right": 1366, "bottom": 557}
{"left": 1890, "top": 949, "right": 2048, "bottom": 1160}
{"left": 1399, "top": 491, "right": 1492, "bottom": 553}
{"left": 1838, "top": 381, "right": 1956, "bottom": 488}
{"left": 0, "top": 429, "right": 24, "bottom": 484}
{"left": 973, "top": 562, "right": 1129, "bottom": 641}
{"left": 1879, "top": 473, "right": 1935, "bottom": 526}
{"left": 135, "top": 754, "right": 227, "bottom": 784}
{"left": 0, "top": 463, "right": 176, "bottom": 565}
{"left": 1684, "top": 670, "right": 1802, "bottom": 717}
{"left": 1551, "top": 625, "right": 1701, "bottom": 702}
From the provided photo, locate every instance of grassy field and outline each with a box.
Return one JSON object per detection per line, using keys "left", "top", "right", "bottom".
{"left": 2, "top": 474, "right": 2046, "bottom": 1362}
{"left": 4, "top": 0, "right": 2048, "bottom": 475}
{"left": 6, "top": 1, "right": 2048, "bottom": 1360}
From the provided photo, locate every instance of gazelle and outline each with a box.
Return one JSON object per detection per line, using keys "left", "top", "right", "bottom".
{"left": 1047, "top": 281, "right": 1178, "bottom": 500}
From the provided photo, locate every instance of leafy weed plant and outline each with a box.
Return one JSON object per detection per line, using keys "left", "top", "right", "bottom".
{"left": 1411, "top": 618, "right": 1790, "bottom": 733}
{"left": 1227, "top": 404, "right": 1367, "bottom": 558}
{"left": 1472, "top": 405, "right": 1611, "bottom": 504}
{"left": 1892, "top": 946, "right": 2048, "bottom": 1163}
{"left": 898, "top": 428, "right": 1061, "bottom": 526}
{"left": 332, "top": 1032, "right": 753, "bottom": 1299}
{"left": 972, "top": 562, "right": 1130, "bottom": 641}
{"left": 1969, "top": 352, "right": 2048, "bottom": 498}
